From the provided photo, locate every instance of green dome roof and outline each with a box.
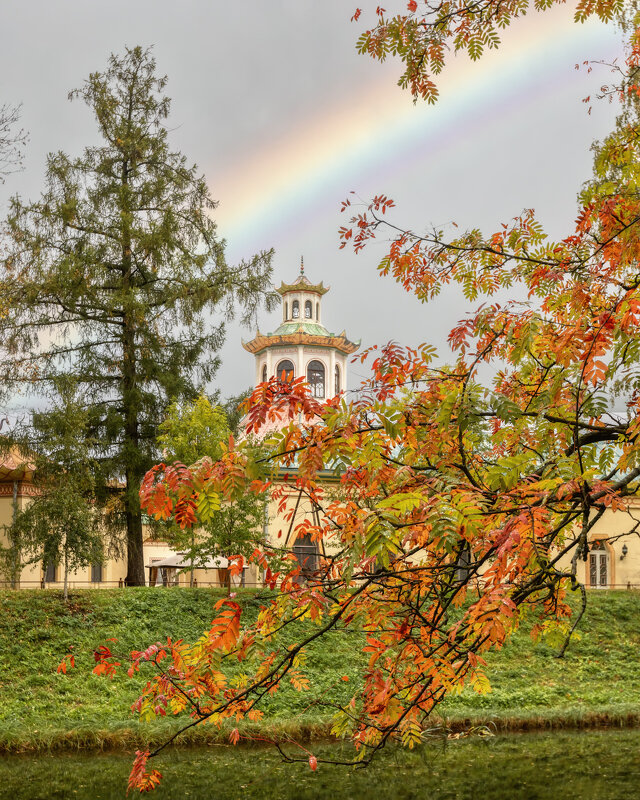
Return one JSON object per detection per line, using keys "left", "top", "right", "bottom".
{"left": 270, "top": 321, "right": 331, "bottom": 337}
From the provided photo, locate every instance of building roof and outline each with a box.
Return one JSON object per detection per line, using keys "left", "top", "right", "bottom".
{"left": 272, "top": 320, "right": 331, "bottom": 336}
{"left": 276, "top": 274, "right": 329, "bottom": 297}
{"left": 242, "top": 327, "right": 360, "bottom": 355}
{"left": 0, "top": 449, "right": 35, "bottom": 483}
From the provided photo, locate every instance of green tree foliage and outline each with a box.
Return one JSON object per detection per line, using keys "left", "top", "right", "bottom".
{"left": 159, "top": 395, "right": 230, "bottom": 467}
{"left": 158, "top": 394, "right": 266, "bottom": 587}
{"left": 223, "top": 389, "right": 253, "bottom": 437}
{"left": 7, "top": 379, "right": 103, "bottom": 599}
{"left": 1, "top": 47, "right": 275, "bottom": 585}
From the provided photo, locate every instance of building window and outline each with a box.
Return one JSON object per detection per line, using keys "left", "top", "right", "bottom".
{"left": 44, "top": 561, "right": 56, "bottom": 583}
{"left": 589, "top": 541, "right": 609, "bottom": 588}
{"left": 307, "top": 360, "right": 325, "bottom": 398}
{"left": 262, "top": 364, "right": 267, "bottom": 383}
{"left": 305, "top": 300, "right": 312, "bottom": 319}
{"left": 292, "top": 300, "right": 299, "bottom": 319}
{"left": 316, "top": 302, "right": 319, "bottom": 320}
{"left": 277, "top": 359, "right": 295, "bottom": 381}
{"left": 293, "top": 532, "right": 319, "bottom": 576}
{"left": 91, "top": 562, "right": 103, "bottom": 583}
{"left": 335, "top": 364, "right": 341, "bottom": 394}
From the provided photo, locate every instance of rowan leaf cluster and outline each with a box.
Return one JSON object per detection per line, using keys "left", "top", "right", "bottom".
{"left": 351, "top": 0, "right": 626, "bottom": 102}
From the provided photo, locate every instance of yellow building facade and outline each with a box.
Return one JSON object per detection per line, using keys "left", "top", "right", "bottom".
{"left": 555, "top": 500, "right": 640, "bottom": 590}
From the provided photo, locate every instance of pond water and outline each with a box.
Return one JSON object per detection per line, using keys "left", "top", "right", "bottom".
{"left": 1, "top": 728, "right": 639, "bottom": 800}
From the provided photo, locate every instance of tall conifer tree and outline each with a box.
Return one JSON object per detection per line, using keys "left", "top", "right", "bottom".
{"left": 2, "top": 47, "right": 275, "bottom": 585}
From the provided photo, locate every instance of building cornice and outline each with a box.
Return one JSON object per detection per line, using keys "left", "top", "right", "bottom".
{"left": 0, "top": 481, "right": 42, "bottom": 498}
{"left": 243, "top": 330, "right": 360, "bottom": 355}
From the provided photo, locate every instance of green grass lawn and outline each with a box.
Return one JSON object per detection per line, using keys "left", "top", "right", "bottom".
{"left": 441, "top": 590, "right": 640, "bottom": 726}
{"left": 1, "top": 587, "right": 639, "bottom": 752}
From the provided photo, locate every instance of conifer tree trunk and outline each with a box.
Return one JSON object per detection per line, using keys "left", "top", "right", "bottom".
{"left": 125, "top": 493, "right": 145, "bottom": 586}
{"left": 120, "top": 144, "right": 145, "bottom": 587}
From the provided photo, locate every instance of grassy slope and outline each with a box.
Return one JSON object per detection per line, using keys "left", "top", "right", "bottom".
{"left": 1, "top": 588, "right": 639, "bottom": 752}
{"left": 443, "top": 590, "right": 640, "bottom": 726}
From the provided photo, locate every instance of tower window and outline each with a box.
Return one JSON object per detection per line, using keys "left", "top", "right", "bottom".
{"left": 316, "top": 302, "right": 319, "bottom": 320}
{"left": 292, "top": 300, "right": 299, "bottom": 319}
{"left": 305, "top": 300, "right": 312, "bottom": 319}
{"left": 277, "top": 359, "right": 295, "bottom": 381}
{"left": 307, "top": 360, "right": 325, "bottom": 398}
{"left": 284, "top": 302, "right": 288, "bottom": 320}
{"left": 262, "top": 364, "right": 267, "bottom": 383}
{"left": 335, "top": 364, "right": 341, "bottom": 394}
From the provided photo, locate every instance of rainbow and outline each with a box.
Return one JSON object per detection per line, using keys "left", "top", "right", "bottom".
{"left": 210, "top": 8, "right": 623, "bottom": 257}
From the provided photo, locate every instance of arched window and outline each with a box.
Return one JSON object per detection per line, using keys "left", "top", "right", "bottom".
{"left": 262, "top": 364, "right": 267, "bottom": 383}
{"left": 589, "top": 541, "right": 609, "bottom": 588}
{"left": 305, "top": 300, "right": 312, "bottom": 319}
{"left": 284, "top": 302, "right": 288, "bottom": 320}
{"left": 334, "top": 364, "right": 341, "bottom": 394}
{"left": 307, "top": 360, "right": 325, "bottom": 398}
{"left": 316, "top": 302, "right": 319, "bottom": 320}
{"left": 276, "top": 359, "right": 295, "bottom": 381}
{"left": 292, "top": 300, "right": 299, "bottom": 319}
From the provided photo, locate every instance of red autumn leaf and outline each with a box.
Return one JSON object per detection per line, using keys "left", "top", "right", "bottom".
{"left": 128, "top": 750, "right": 163, "bottom": 794}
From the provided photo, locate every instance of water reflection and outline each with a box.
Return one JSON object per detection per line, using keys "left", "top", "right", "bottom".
{"left": 1, "top": 728, "right": 639, "bottom": 800}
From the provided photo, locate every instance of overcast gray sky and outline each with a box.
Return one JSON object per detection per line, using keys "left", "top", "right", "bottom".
{"left": 0, "top": 1, "right": 626, "bottom": 398}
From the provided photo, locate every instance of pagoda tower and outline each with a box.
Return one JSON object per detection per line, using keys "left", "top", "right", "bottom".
{"left": 243, "top": 260, "right": 360, "bottom": 398}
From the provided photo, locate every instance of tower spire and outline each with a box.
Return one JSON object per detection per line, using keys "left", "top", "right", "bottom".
{"left": 300, "top": 255, "right": 304, "bottom": 275}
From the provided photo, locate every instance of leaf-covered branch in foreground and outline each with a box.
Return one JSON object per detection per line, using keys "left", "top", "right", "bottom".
{"left": 350, "top": 0, "right": 625, "bottom": 102}
{"left": 91, "top": 11, "right": 640, "bottom": 795}
{"left": 124, "top": 117, "right": 640, "bottom": 784}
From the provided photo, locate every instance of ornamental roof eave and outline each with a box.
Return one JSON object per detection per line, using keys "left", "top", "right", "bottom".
{"left": 242, "top": 331, "right": 360, "bottom": 355}
{"left": 0, "top": 449, "right": 36, "bottom": 483}
{"left": 276, "top": 279, "right": 329, "bottom": 297}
